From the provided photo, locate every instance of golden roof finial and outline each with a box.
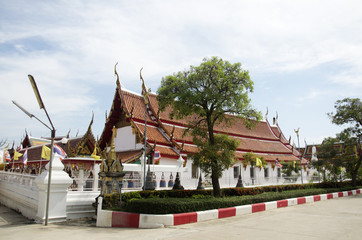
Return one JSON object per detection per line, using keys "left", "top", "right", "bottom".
{"left": 140, "top": 67, "right": 150, "bottom": 104}
{"left": 294, "top": 128, "right": 300, "bottom": 136}
{"left": 87, "top": 111, "right": 94, "bottom": 132}
{"left": 265, "top": 107, "right": 269, "bottom": 119}
{"left": 115, "top": 62, "right": 120, "bottom": 86}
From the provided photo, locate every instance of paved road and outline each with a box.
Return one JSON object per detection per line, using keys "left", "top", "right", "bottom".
{"left": 1, "top": 195, "right": 361, "bottom": 240}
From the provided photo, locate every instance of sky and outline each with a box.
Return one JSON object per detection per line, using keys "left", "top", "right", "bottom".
{"left": 1, "top": 0, "right": 361, "bottom": 148}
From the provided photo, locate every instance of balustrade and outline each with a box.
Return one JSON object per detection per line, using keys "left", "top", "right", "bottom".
{"left": 0, "top": 171, "right": 38, "bottom": 190}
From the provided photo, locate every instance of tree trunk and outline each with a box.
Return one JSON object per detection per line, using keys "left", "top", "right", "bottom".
{"left": 351, "top": 155, "right": 361, "bottom": 187}
{"left": 211, "top": 167, "right": 221, "bottom": 197}
{"left": 207, "top": 114, "right": 222, "bottom": 196}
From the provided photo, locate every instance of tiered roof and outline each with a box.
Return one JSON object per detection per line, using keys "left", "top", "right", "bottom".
{"left": 12, "top": 116, "right": 101, "bottom": 168}
{"left": 99, "top": 77, "right": 307, "bottom": 165}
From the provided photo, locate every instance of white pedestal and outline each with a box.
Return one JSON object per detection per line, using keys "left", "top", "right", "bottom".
{"left": 35, "top": 154, "right": 72, "bottom": 223}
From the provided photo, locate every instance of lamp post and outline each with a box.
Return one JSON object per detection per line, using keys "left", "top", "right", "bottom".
{"left": 12, "top": 74, "right": 56, "bottom": 225}
{"left": 294, "top": 128, "right": 303, "bottom": 184}
{"left": 143, "top": 102, "right": 148, "bottom": 189}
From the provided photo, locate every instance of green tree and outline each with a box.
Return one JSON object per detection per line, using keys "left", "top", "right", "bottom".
{"left": 281, "top": 161, "right": 301, "bottom": 177}
{"left": 157, "top": 57, "right": 261, "bottom": 196}
{"left": 328, "top": 98, "right": 362, "bottom": 186}
{"left": 311, "top": 137, "right": 343, "bottom": 183}
{"left": 336, "top": 132, "right": 361, "bottom": 185}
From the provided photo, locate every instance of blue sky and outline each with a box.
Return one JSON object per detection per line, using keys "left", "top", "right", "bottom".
{"left": 1, "top": 0, "right": 361, "bottom": 148}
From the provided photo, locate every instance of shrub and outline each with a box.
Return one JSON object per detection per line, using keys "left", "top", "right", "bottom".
{"left": 110, "top": 181, "right": 361, "bottom": 212}
{"left": 103, "top": 193, "right": 121, "bottom": 209}
{"left": 121, "top": 188, "right": 338, "bottom": 214}
{"left": 191, "top": 194, "right": 213, "bottom": 199}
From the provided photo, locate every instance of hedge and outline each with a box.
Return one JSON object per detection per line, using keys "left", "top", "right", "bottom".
{"left": 102, "top": 180, "right": 362, "bottom": 213}
{"left": 122, "top": 188, "right": 346, "bottom": 214}
{"left": 120, "top": 180, "right": 361, "bottom": 206}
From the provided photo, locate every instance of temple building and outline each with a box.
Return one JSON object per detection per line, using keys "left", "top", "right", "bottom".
{"left": 9, "top": 116, "right": 102, "bottom": 191}
{"left": 98, "top": 71, "right": 310, "bottom": 189}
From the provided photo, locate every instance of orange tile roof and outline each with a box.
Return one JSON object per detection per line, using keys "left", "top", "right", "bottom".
{"left": 101, "top": 87, "right": 306, "bottom": 163}
{"left": 117, "top": 150, "right": 142, "bottom": 163}
{"left": 134, "top": 123, "right": 171, "bottom": 146}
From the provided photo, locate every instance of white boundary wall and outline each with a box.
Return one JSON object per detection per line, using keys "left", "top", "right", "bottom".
{"left": 0, "top": 155, "right": 99, "bottom": 223}
{"left": 0, "top": 172, "right": 38, "bottom": 220}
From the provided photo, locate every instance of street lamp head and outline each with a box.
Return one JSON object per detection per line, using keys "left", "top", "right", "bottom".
{"left": 28, "top": 74, "right": 44, "bottom": 109}
{"left": 12, "top": 100, "right": 34, "bottom": 118}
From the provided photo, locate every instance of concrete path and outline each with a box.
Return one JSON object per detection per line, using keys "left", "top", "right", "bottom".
{"left": 1, "top": 195, "right": 361, "bottom": 240}
{"left": 0, "top": 204, "right": 34, "bottom": 226}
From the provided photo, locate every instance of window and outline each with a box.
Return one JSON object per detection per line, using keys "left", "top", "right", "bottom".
{"left": 277, "top": 168, "right": 281, "bottom": 178}
{"left": 234, "top": 166, "right": 240, "bottom": 178}
{"left": 250, "top": 166, "right": 254, "bottom": 178}
{"left": 192, "top": 164, "right": 198, "bottom": 179}
{"left": 264, "top": 168, "right": 269, "bottom": 178}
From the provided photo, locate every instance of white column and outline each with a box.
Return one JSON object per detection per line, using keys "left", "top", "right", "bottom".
{"left": 78, "top": 168, "right": 84, "bottom": 191}
{"left": 35, "top": 154, "right": 72, "bottom": 223}
{"left": 93, "top": 164, "right": 100, "bottom": 191}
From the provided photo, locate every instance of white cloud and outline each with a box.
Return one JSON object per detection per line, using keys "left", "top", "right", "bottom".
{"left": 296, "top": 89, "right": 329, "bottom": 103}
{"left": 329, "top": 61, "right": 362, "bottom": 88}
{"left": 1, "top": 0, "right": 362, "bottom": 144}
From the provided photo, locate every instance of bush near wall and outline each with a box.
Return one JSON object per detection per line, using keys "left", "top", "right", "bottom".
{"left": 103, "top": 180, "right": 361, "bottom": 213}
{"left": 123, "top": 188, "right": 348, "bottom": 214}
{"left": 103, "top": 193, "right": 121, "bottom": 210}
{"left": 122, "top": 181, "right": 360, "bottom": 204}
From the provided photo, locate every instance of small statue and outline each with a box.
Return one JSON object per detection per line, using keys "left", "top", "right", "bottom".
{"left": 98, "top": 126, "right": 124, "bottom": 197}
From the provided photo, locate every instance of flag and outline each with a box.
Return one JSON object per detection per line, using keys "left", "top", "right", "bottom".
{"left": 293, "top": 161, "right": 296, "bottom": 168}
{"left": 153, "top": 150, "right": 161, "bottom": 163}
{"left": 276, "top": 159, "right": 282, "bottom": 168}
{"left": 41, "top": 145, "right": 51, "bottom": 160}
{"left": 91, "top": 147, "right": 100, "bottom": 160}
{"left": 53, "top": 144, "right": 66, "bottom": 160}
{"left": 255, "top": 157, "right": 262, "bottom": 167}
{"left": 22, "top": 149, "right": 28, "bottom": 165}
{"left": 14, "top": 150, "right": 23, "bottom": 160}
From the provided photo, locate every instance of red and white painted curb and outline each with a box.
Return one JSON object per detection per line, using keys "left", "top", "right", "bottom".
{"left": 96, "top": 189, "right": 361, "bottom": 228}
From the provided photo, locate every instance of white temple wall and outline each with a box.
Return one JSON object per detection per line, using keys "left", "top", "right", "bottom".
{"left": 159, "top": 157, "right": 177, "bottom": 166}
{"left": 115, "top": 126, "right": 143, "bottom": 152}
{"left": 122, "top": 156, "right": 319, "bottom": 190}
